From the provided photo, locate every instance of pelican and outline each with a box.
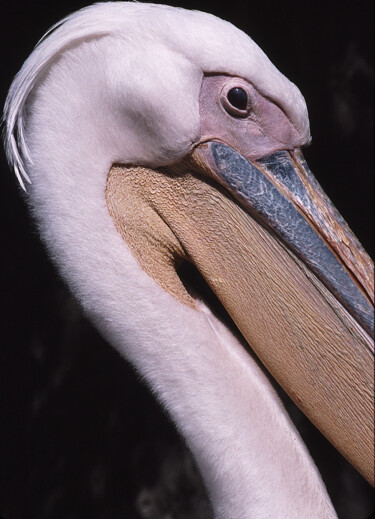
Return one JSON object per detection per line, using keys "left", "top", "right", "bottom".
{"left": 3, "top": 3, "right": 374, "bottom": 518}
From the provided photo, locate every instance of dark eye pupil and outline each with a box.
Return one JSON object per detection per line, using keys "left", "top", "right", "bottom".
{"left": 227, "top": 87, "right": 248, "bottom": 110}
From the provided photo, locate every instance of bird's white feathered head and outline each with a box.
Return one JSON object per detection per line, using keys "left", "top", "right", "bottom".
{"left": 4, "top": 1, "right": 310, "bottom": 189}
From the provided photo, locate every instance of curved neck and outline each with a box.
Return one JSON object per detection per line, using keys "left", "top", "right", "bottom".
{"left": 23, "top": 49, "right": 337, "bottom": 519}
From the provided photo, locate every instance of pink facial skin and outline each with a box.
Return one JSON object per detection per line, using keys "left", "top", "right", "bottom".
{"left": 198, "top": 74, "right": 308, "bottom": 160}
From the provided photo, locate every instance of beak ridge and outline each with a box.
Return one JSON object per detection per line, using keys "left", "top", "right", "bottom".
{"left": 194, "top": 142, "right": 374, "bottom": 338}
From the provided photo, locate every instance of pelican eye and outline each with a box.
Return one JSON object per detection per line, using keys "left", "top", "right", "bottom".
{"left": 222, "top": 86, "right": 250, "bottom": 117}
{"left": 227, "top": 88, "right": 247, "bottom": 110}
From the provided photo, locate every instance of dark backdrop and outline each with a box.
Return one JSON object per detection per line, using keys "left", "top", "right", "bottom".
{"left": 1, "top": 1, "right": 373, "bottom": 518}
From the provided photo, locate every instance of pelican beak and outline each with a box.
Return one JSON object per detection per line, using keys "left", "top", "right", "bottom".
{"left": 106, "top": 142, "right": 374, "bottom": 485}
{"left": 187, "top": 141, "right": 374, "bottom": 485}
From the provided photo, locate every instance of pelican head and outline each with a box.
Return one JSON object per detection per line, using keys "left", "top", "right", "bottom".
{"left": 4, "top": 3, "right": 374, "bottom": 518}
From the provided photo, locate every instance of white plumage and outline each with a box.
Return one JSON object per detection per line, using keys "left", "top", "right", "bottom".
{"left": 4, "top": 3, "right": 341, "bottom": 518}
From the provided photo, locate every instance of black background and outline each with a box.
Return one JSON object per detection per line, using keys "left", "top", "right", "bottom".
{"left": 1, "top": 1, "right": 373, "bottom": 518}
